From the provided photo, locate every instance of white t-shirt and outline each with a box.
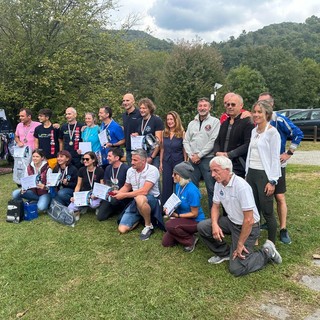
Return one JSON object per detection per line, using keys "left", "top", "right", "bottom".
{"left": 126, "top": 164, "right": 160, "bottom": 197}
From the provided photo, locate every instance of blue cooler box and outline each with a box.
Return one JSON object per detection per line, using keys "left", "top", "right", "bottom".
{"left": 24, "top": 202, "right": 38, "bottom": 221}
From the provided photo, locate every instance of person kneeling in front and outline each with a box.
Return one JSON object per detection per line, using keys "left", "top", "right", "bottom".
{"left": 112, "top": 149, "right": 160, "bottom": 241}
{"left": 162, "top": 161, "right": 205, "bottom": 253}
{"left": 197, "top": 156, "right": 282, "bottom": 277}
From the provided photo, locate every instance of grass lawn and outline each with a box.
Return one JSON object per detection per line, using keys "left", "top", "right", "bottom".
{"left": 1, "top": 163, "right": 320, "bottom": 319}
{"left": 288, "top": 140, "right": 320, "bottom": 151}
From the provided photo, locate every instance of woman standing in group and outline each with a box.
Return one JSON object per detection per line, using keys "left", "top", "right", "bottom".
{"left": 68, "top": 151, "right": 104, "bottom": 221}
{"left": 160, "top": 111, "right": 186, "bottom": 204}
{"left": 246, "top": 101, "right": 281, "bottom": 244}
{"left": 52, "top": 150, "right": 78, "bottom": 207}
{"left": 162, "top": 161, "right": 205, "bottom": 253}
{"left": 12, "top": 149, "right": 52, "bottom": 212}
{"left": 78, "top": 112, "right": 101, "bottom": 153}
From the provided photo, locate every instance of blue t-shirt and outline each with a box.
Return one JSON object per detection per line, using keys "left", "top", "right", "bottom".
{"left": 175, "top": 182, "right": 205, "bottom": 222}
{"left": 81, "top": 125, "right": 100, "bottom": 152}
{"left": 100, "top": 120, "right": 125, "bottom": 165}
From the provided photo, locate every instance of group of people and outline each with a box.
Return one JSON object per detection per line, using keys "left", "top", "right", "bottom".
{"left": 11, "top": 91, "right": 303, "bottom": 276}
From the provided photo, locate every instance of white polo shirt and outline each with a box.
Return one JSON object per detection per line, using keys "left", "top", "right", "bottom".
{"left": 213, "top": 174, "right": 260, "bottom": 225}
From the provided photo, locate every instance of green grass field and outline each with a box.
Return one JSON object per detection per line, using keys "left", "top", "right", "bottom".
{"left": 1, "top": 161, "right": 320, "bottom": 319}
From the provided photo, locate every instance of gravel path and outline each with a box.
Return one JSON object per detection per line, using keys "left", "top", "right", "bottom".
{"left": 288, "top": 150, "right": 320, "bottom": 166}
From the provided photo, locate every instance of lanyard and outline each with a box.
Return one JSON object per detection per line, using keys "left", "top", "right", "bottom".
{"left": 59, "top": 166, "right": 68, "bottom": 181}
{"left": 111, "top": 163, "right": 121, "bottom": 185}
{"left": 68, "top": 122, "right": 77, "bottom": 145}
{"left": 141, "top": 116, "right": 151, "bottom": 135}
{"left": 101, "top": 119, "right": 113, "bottom": 131}
{"left": 177, "top": 184, "right": 187, "bottom": 198}
{"left": 23, "top": 122, "right": 32, "bottom": 142}
{"left": 135, "top": 164, "right": 148, "bottom": 189}
{"left": 86, "top": 167, "right": 96, "bottom": 189}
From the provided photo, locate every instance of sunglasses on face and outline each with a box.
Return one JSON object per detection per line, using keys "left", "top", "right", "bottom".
{"left": 83, "top": 158, "right": 91, "bottom": 161}
{"left": 225, "top": 102, "right": 236, "bottom": 107}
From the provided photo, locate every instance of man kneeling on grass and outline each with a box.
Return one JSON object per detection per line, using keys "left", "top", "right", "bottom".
{"left": 112, "top": 149, "right": 160, "bottom": 241}
{"left": 197, "top": 156, "right": 282, "bottom": 277}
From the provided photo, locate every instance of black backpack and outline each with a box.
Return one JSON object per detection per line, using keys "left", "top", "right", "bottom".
{"left": 6, "top": 199, "right": 24, "bottom": 223}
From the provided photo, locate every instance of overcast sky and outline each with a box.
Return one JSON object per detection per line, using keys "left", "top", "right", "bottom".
{"left": 111, "top": 0, "right": 320, "bottom": 42}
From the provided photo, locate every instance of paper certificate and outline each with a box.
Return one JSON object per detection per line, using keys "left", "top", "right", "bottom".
{"left": 79, "top": 142, "right": 92, "bottom": 154}
{"left": 163, "top": 193, "right": 182, "bottom": 216}
{"left": 73, "top": 191, "right": 91, "bottom": 206}
{"left": 20, "top": 174, "right": 38, "bottom": 190}
{"left": 131, "top": 135, "right": 144, "bottom": 150}
{"left": 92, "top": 183, "right": 111, "bottom": 200}
{"left": 13, "top": 146, "right": 27, "bottom": 158}
{"left": 47, "top": 173, "right": 61, "bottom": 187}
{"left": 98, "top": 130, "right": 109, "bottom": 146}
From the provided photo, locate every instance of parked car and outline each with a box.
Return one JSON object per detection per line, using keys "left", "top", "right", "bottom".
{"left": 277, "top": 109, "right": 306, "bottom": 117}
{"left": 288, "top": 109, "right": 320, "bottom": 140}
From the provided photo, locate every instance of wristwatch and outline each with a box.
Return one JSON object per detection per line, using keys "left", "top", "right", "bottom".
{"left": 286, "top": 150, "right": 294, "bottom": 155}
{"left": 269, "top": 180, "right": 277, "bottom": 186}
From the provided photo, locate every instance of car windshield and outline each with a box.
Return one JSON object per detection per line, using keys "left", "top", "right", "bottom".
{"left": 311, "top": 110, "right": 320, "bottom": 120}
{"left": 290, "top": 111, "right": 309, "bottom": 121}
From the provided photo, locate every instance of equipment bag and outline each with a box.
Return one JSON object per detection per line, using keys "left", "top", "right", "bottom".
{"left": 47, "top": 198, "right": 75, "bottom": 226}
{"left": 24, "top": 202, "right": 38, "bottom": 221}
{"left": 6, "top": 199, "right": 24, "bottom": 223}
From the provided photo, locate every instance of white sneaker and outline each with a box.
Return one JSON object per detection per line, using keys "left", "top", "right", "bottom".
{"left": 208, "top": 255, "right": 230, "bottom": 264}
{"left": 139, "top": 225, "right": 154, "bottom": 241}
{"left": 262, "top": 240, "right": 282, "bottom": 264}
{"left": 74, "top": 211, "right": 80, "bottom": 222}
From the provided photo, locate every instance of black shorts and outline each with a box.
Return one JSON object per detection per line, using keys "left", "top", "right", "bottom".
{"left": 275, "top": 167, "right": 286, "bottom": 194}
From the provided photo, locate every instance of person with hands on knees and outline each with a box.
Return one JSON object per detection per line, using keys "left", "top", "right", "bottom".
{"left": 197, "top": 156, "right": 282, "bottom": 276}
{"left": 68, "top": 151, "right": 104, "bottom": 221}
{"left": 162, "top": 161, "right": 205, "bottom": 253}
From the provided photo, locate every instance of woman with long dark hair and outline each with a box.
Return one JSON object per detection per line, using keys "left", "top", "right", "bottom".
{"left": 68, "top": 151, "right": 104, "bottom": 221}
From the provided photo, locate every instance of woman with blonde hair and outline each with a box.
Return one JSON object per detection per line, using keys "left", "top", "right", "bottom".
{"left": 246, "top": 100, "right": 281, "bottom": 244}
{"left": 160, "top": 111, "right": 186, "bottom": 204}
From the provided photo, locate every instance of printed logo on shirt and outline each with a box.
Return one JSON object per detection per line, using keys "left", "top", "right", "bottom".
{"left": 204, "top": 125, "right": 212, "bottom": 131}
{"left": 219, "top": 189, "right": 225, "bottom": 199}
{"left": 38, "top": 133, "right": 52, "bottom": 138}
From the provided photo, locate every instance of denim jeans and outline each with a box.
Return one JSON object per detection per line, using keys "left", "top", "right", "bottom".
{"left": 12, "top": 189, "right": 51, "bottom": 211}
{"left": 55, "top": 188, "right": 74, "bottom": 206}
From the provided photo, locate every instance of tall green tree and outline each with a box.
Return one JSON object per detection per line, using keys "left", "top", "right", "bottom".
{"left": 155, "top": 41, "right": 225, "bottom": 125}
{"left": 299, "top": 58, "right": 320, "bottom": 108}
{"left": 0, "top": 0, "right": 134, "bottom": 124}
{"left": 226, "top": 65, "right": 268, "bottom": 108}
{"left": 126, "top": 50, "right": 169, "bottom": 102}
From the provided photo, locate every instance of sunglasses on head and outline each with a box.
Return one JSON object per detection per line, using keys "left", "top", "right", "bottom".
{"left": 83, "top": 157, "right": 91, "bottom": 161}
